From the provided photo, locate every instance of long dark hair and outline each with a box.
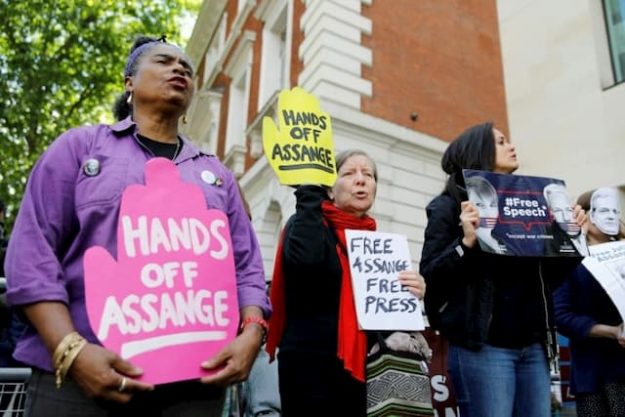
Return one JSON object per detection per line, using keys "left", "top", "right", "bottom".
{"left": 112, "top": 36, "right": 163, "bottom": 121}
{"left": 441, "top": 122, "right": 496, "bottom": 205}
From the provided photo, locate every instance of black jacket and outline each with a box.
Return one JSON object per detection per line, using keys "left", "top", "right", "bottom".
{"left": 279, "top": 186, "right": 343, "bottom": 355}
{"left": 419, "top": 193, "right": 579, "bottom": 352}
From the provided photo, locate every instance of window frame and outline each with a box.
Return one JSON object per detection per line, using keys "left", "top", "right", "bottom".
{"left": 602, "top": 0, "right": 625, "bottom": 87}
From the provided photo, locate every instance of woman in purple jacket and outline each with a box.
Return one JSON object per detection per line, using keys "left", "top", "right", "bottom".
{"left": 4, "top": 36, "right": 270, "bottom": 417}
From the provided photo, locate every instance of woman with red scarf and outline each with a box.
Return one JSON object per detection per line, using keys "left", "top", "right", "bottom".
{"left": 266, "top": 149, "right": 426, "bottom": 416}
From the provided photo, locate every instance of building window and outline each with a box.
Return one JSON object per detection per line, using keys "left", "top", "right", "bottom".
{"left": 203, "top": 13, "right": 227, "bottom": 85}
{"left": 204, "top": 91, "right": 223, "bottom": 155}
{"left": 226, "top": 71, "right": 250, "bottom": 155}
{"left": 603, "top": 0, "right": 625, "bottom": 85}
{"left": 223, "top": 30, "right": 256, "bottom": 176}
{"left": 237, "top": 0, "right": 246, "bottom": 14}
{"left": 257, "top": 0, "right": 291, "bottom": 110}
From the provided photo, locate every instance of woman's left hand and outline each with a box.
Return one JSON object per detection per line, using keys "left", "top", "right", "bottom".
{"left": 200, "top": 323, "right": 263, "bottom": 386}
{"left": 398, "top": 270, "right": 426, "bottom": 299}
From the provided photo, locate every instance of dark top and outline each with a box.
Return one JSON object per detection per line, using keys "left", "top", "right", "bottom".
{"left": 420, "top": 193, "right": 579, "bottom": 350}
{"left": 136, "top": 134, "right": 183, "bottom": 160}
{"left": 279, "top": 185, "right": 343, "bottom": 355}
{"left": 553, "top": 264, "right": 625, "bottom": 394}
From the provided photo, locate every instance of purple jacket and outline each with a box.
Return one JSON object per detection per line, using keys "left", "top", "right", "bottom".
{"left": 5, "top": 117, "right": 270, "bottom": 371}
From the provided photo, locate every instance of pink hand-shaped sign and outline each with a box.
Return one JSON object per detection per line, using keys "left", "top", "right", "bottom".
{"left": 84, "top": 158, "right": 239, "bottom": 385}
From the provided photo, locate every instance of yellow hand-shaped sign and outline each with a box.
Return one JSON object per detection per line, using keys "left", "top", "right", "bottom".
{"left": 262, "top": 87, "right": 336, "bottom": 186}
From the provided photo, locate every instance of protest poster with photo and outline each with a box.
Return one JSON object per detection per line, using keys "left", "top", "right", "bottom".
{"left": 463, "top": 169, "right": 588, "bottom": 257}
{"left": 345, "top": 230, "right": 425, "bottom": 331}
{"left": 583, "top": 241, "right": 625, "bottom": 322}
{"left": 83, "top": 158, "right": 239, "bottom": 385}
{"left": 262, "top": 87, "right": 336, "bottom": 187}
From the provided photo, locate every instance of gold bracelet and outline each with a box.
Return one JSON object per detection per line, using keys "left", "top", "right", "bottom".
{"left": 53, "top": 332, "right": 87, "bottom": 389}
{"left": 53, "top": 334, "right": 83, "bottom": 376}
{"left": 58, "top": 338, "right": 87, "bottom": 385}
{"left": 52, "top": 332, "right": 82, "bottom": 368}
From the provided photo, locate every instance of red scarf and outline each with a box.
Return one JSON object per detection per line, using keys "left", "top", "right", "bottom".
{"left": 266, "top": 200, "right": 376, "bottom": 382}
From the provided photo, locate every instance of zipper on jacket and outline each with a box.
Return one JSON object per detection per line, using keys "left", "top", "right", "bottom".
{"left": 539, "top": 261, "right": 558, "bottom": 369}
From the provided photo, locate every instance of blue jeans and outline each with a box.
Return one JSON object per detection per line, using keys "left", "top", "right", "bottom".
{"left": 448, "top": 342, "right": 550, "bottom": 417}
{"left": 243, "top": 349, "right": 281, "bottom": 417}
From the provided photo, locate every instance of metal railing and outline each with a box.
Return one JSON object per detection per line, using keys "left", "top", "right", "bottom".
{"left": 0, "top": 277, "right": 31, "bottom": 417}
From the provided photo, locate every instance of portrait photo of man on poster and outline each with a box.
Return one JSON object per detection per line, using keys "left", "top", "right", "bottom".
{"left": 543, "top": 183, "right": 589, "bottom": 256}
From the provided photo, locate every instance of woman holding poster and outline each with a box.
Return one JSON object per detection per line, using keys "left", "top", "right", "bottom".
{"left": 266, "top": 150, "right": 426, "bottom": 416}
{"left": 553, "top": 187, "right": 625, "bottom": 417}
{"left": 4, "top": 36, "right": 270, "bottom": 416}
{"left": 420, "top": 122, "right": 585, "bottom": 417}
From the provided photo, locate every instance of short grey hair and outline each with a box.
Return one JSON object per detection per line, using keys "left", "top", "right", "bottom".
{"left": 335, "top": 149, "right": 378, "bottom": 181}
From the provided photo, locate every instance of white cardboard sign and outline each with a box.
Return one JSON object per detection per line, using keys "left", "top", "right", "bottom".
{"left": 583, "top": 240, "right": 625, "bottom": 322}
{"left": 345, "top": 230, "right": 425, "bottom": 331}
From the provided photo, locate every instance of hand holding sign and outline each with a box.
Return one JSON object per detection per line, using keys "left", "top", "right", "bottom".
{"left": 69, "top": 341, "right": 154, "bottom": 402}
{"left": 397, "top": 270, "right": 426, "bottom": 299}
{"left": 263, "top": 87, "right": 336, "bottom": 186}
{"left": 84, "top": 158, "right": 239, "bottom": 385}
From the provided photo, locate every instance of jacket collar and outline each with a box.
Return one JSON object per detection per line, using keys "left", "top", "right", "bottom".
{"left": 110, "top": 116, "right": 211, "bottom": 161}
{"left": 110, "top": 116, "right": 136, "bottom": 134}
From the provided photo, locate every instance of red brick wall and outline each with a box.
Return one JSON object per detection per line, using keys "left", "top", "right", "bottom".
{"left": 361, "top": 0, "right": 509, "bottom": 141}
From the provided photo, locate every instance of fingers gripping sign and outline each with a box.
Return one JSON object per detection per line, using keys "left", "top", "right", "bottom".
{"left": 83, "top": 158, "right": 239, "bottom": 385}
{"left": 262, "top": 87, "right": 336, "bottom": 186}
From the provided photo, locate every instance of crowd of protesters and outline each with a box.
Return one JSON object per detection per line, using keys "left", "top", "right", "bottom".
{"left": 1, "top": 34, "right": 623, "bottom": 417}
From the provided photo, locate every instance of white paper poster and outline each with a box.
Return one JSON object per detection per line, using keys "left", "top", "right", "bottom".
{"left": 583, "top": 241, "right": 625, "bottom": 322}
{"left": 345, "top": 230, "right": 425, "bottom": 331}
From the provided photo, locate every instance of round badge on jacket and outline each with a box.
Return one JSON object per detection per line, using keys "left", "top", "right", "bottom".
{"left": 201, "top": 170, "right": 223, "bottom": 186}
{"left": 83, "top": 159, "right": 100, "bottom": 177}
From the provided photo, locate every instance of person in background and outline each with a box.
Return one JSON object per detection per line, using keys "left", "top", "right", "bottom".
{"left": 239, "top": 347, "right": 281, "bottom": 417}
{"left": 420, "top": 122, "right": 586, "bottom": 417}
{"left": 4, "top": 35, "right": 270, "bottom": 417}
{"left": 240, "top": 280, "right": 280, "bottom": 417}
{"left": 222, "top": 198, "right": 281, "bottom": 417}
{"left": 224, "top": 287, "right": 280, "bottom": 417}
{"left": 266, "top": 150, "right": 426, "bottom": 417}
{"left": 553, "top": 187, "right": 625, "bottom": 417}
{"left": 588, "top": 187, "right": 622, "bottom": 238}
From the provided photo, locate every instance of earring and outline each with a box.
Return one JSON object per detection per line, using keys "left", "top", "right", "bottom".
{"left": 126, "top": 92, "right": 133, "bottom": 105}
{"left": 182, "top": 114, "right": 188, "bottom": 124}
